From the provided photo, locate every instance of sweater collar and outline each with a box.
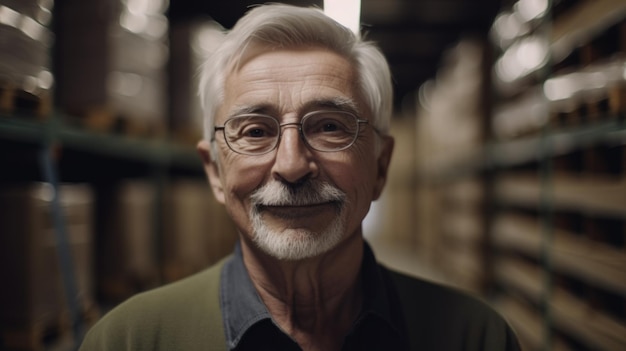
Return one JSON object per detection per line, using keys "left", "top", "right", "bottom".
{"left": 220, "top": 241, "right": 406, "bottom": 349}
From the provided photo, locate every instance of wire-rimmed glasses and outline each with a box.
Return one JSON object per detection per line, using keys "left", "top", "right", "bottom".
{"left": 214, "top": 110, "right": 370, "bottom": 155}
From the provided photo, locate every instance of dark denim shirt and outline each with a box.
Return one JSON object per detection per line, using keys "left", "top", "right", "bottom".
{"left": 219, "top": 242, "right": 410, "bottom": 350}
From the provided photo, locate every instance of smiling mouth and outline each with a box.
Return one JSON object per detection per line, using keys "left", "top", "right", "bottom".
{"left": 258, "top": 202, "right": 341, "bottom": 219}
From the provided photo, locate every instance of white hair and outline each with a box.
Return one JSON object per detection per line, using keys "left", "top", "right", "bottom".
{"left": 197, "top": 4, "right": 393, "bottom": 159}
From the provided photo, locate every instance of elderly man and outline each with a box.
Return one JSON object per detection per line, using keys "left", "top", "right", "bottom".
{"left": 80, "top": 4, "right": 520, "bottom": 351}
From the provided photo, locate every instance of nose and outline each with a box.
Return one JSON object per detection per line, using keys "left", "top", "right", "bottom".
{"left": 271, "top": 125, "right": 319, "bottom": 184}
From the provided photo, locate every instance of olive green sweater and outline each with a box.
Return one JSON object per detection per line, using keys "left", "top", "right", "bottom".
{"left": 80, "top": 258, "right": 226, "bottom": 351}
{"left": 80, "top": 251, "right": 520, "bottom": 351}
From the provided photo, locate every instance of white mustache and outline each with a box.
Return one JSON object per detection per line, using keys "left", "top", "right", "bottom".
{"left": 250, "top": 180, "right": 346, "bottom": 207}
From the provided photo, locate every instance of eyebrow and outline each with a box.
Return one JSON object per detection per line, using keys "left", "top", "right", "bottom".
{"left": 226, "top": 96, "right": 360, "bottom": 119}
{"left": 306, "top": 97, "right": 360, "bottom": 114}
{"left": 226, "top": 104, "right": 273, "bottom": 119}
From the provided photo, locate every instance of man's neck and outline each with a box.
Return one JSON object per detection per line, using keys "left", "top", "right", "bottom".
{"left": 240, "top": 234, "right": 365, "bottom": 351}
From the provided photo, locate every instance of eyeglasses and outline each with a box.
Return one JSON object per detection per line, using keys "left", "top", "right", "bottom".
{"left": 214, "top": 110, "right": 370, "bottom": 155}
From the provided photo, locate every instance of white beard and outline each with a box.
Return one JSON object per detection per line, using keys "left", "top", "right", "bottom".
{"left": 249, "top": 180, "right": 347, "bottom": 260}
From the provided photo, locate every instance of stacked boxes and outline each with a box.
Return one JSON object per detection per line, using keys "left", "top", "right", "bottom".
{"left": 97, "top": 179, "right": 238, "bottom": 299}
{"left": 0, "top": 0, "right": 54, "bottom": 116}
{"left": 163, "top": 180, "right": 238, "bottom": 283}
{"left": 489, "top": 2, "right": 626, "bottom": 350}
{"left": 55, "top": 0, "right": 168, "bottom": 135}
{"left": 96, "top": 181, "right": 159, "bottom": 303}
{"left": 107, "top": 0, "right": 168, "bottom": 133}
{"left": 169, "top": 19, "right": 224, "bottom": 145}
{"left": 0, "top": 183, "right": 94, "bottom": 350}
{"left": 413, "top": 39, "right": 488, "bottom": 292}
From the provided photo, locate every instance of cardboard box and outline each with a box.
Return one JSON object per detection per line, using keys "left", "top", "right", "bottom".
{"left": 163, "top": 180, "right": 238, "bottom": 282}
{"left": 96, "top": 181, "right": 159, "bottom": 303}
{"left": 0, "top": 183, "right": 94, "bottom": 344}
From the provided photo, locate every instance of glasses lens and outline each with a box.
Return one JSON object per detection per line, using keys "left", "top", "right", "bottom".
{"left": 302, "top": 111, "right": 359, "bottom": 151}
{"left": 224, "top": 115, "right": 279, "bottom": 155}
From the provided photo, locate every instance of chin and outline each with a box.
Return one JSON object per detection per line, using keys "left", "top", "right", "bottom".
{"left": 252, "top": 219, "right": 345, "bottom": 261}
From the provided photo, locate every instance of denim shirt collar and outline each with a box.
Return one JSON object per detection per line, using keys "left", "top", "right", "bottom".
{"left": 219, "top": 241, "right": 405, "bottom": 350}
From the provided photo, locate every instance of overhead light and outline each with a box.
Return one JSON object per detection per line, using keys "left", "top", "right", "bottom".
{"left": 515, "top": 0, "right": 549, "bottom": 22}
{"left": 324, "top": 0, "right": 361, "bottom": 35}
{"left": 495, "top": 35, "right": 549, "bottom": 82}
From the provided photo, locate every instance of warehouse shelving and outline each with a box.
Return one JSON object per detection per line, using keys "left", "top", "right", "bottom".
{"left": 0, "top": 110, "right": 208, "bottom": 351}
{"left": 0, "top": 2, "right": 229, "bottom": 350}
{"left": 495, "top": 171, "right": 626, "bottom": 217}
{"left": 487, "top": 0, "right": 626, "bottom": 350}
{"left": 414, "top": 0, "right": 626, "bottom": 350}
{"left": 0, "top": 114, "right": 203, "bottom": 173}
{"left": 418, "top": 118, "right": 625, "bottom": 182}
{"left": 496, "top": 259, "right": 626, "bottom": 350}
{"left": 493, "top": 213, "right": 626, "bottom": 296}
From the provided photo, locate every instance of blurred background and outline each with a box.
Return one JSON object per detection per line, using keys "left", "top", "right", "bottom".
{"left": 0, "top": 0, "right": 624, "bottom": 350}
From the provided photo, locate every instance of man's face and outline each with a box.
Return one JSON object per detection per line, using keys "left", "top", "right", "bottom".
{"left": 199, "top": 47, "right": 393, "bottom": 260}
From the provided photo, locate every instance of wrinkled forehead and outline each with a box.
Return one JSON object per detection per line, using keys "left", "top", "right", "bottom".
{"left": 221, "top": 45, "right": 365, "bottom": 117}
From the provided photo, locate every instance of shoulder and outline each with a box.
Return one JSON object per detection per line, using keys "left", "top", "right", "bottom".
{"left": 80, "top": 258, "right": 228, "bottom": 351}
{"left": 383, "top": 267, "right": 520, "bottom": 351}
{"left": 388, "top": 268, "right": 493, "bottom": 316}
{"left": 114, "top": 258, "right": 224, "bottom": 318}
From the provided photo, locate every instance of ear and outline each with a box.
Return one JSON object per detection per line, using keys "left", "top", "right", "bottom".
{"left": 197, "top": 140, "right": 226, "bottom": 205}
{"left": 372, "top": 135, "right": 394, "bottom": 201}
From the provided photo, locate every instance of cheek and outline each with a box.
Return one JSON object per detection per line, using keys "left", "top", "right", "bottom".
{"left": 326, "top": 147, "right": 379, "bottom": 208}
{"left": 349, "top": 141, "right": 379, "bottom": 183}
{"left": 219, "top": 152, "right": 272, "bottom": 205}
{"left": 218, "top": 155, "right": 271, "bottom": 233}
{"left": 223, "top": 164, "right": 263, "bottom": 198}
